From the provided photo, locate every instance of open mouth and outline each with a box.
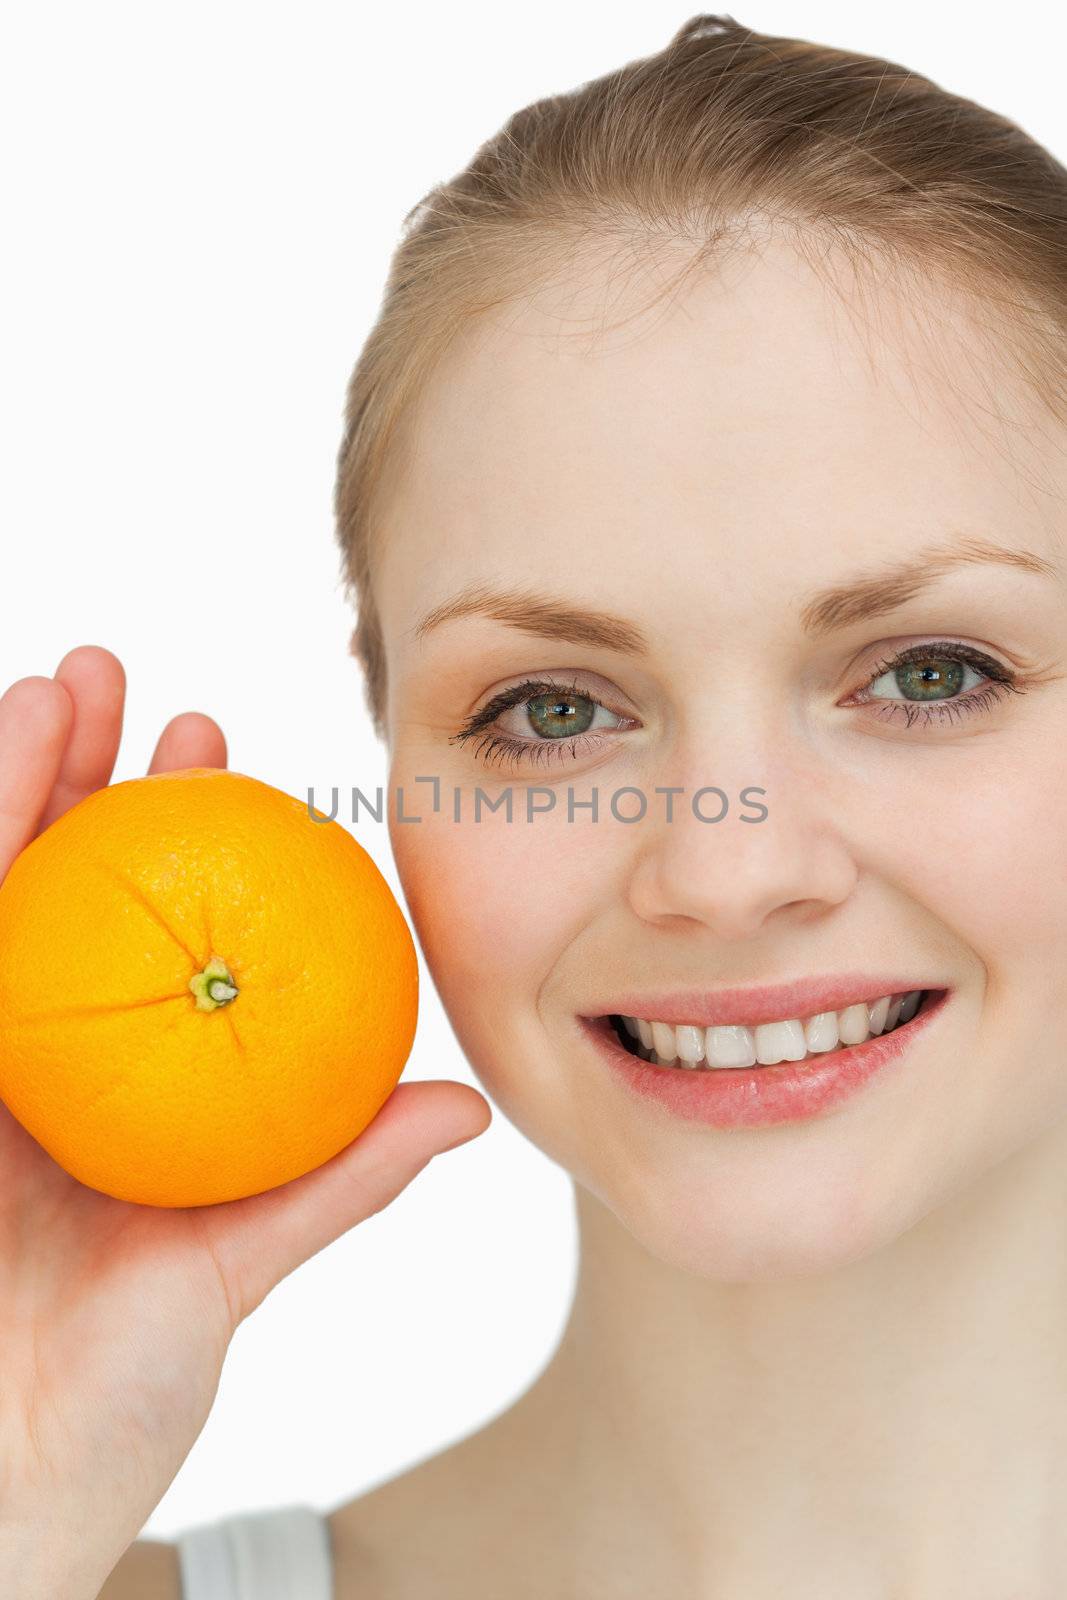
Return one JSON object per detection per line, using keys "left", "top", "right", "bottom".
{"left": 601, "top": 988, "right": 944, "bottom": 1072}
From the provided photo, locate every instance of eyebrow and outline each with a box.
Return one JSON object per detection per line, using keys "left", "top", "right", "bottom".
{"left": 410, "top": 536, "right": 1059, "bottom": 656}
{"left": 412, "top": 580, "right": 649, "bottom": 654}
{"left": 797, "top": 534, "right": 1058, "bottom": 638}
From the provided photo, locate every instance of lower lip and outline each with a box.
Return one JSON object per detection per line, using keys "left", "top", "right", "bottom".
{"left": 578, "top": 990, "right": 950, "bottom": 1128}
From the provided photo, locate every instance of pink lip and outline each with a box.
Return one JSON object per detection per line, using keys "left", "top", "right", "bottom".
{"left": 577, "top": 989, "right": 951, "bottom": 1128}
{"left": 580, "top": 973, "right": 942, "bottom": 1030}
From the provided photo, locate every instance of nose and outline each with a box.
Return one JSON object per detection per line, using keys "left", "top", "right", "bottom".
{"left": 625, "top": 740, "right": 858, "bottom": 943}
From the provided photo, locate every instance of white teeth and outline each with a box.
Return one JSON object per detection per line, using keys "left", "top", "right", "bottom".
{"left": 706, "top": 1024, "right": 757, "bottom": 1068}
{"left": 651, "top": 1020, "right": 676, "bottom": 1060}
{"left": 837, "top": 1002, "right": 870, "bottom": 1046}
{"left": 803, "top": 1010, "right": 840, "bottom": 1053}
{"left": 754, "top": 1018, "right": 808, "bottom": 1065}
{"left": 615, "top": 989, "right": 928, "bottom": 1070}
{"left": 675, "top": 1024, "right": 706, "bottom": 1064}
{"left": 867, "top": 996, "right": 891, "bottom": 1035}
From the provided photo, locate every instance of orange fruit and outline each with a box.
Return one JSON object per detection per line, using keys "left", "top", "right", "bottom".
{"left": 0, "top": 767, "right": 418, "bottom": 1207}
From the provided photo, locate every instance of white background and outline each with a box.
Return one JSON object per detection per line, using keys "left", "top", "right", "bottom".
{"left": 1, "top": 1, "right": 1062, "bottom": 1540}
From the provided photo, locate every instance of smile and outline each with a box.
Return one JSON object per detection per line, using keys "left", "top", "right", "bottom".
{"left": 609, "top": 989, "right": 930, "bottom": 1070}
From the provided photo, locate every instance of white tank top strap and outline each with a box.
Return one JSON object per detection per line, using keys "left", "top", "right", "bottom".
{"left": 175, "top": 1503, "right": 333, "bottom": 1600}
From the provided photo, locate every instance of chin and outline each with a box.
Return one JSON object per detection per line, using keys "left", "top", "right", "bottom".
{"left": 573, "top": 1149, "right": 954, "bottom": 1284}
{"left": 591, "top": 1192, "right": 918, "bottom": 1283}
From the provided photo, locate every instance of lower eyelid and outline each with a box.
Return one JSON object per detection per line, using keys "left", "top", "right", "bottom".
{"left": 460, "top": 730, "right": 613, "bottom": 771}
{"left": 855, "top": 679, "right": 1019, "bottom": 731}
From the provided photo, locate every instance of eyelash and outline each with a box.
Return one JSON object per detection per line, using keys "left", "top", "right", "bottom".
{"left": 449, "top": 675, "right": 613, "bottom": 771}
{"left": 448, "top": 643, "right": 1027, "bottom": 771}
{"left": 850, "top": 642, "right": 1024, "bottom": 728}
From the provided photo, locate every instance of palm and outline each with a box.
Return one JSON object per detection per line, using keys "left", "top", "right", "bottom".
{"left": 0, "top": 1081, "right": 232, "bottom": 1479}
{"left": 0, "top": 646, "right": 490, "bottom": 1549}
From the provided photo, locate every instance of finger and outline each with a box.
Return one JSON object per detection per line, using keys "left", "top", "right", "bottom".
{"left": 196, "top": 1080, "right": 493, "bottom": 1323}
{"left": 36, "top": 645, "right": 127, "bottom": 832}
{"left": 0, "top": 677, "right": 74, "bottom": 870}
{"left": 147, "top": 712, "right": 228, "bottom": 775}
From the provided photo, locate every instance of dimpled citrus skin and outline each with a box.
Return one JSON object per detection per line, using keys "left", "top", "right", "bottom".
{"left": 0, "top": 767, "right": 418, "bottom": 1207}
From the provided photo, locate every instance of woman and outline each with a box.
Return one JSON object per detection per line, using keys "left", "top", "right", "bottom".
{"left": 7, "top": 13, "right": 1067, "bottom": 1598}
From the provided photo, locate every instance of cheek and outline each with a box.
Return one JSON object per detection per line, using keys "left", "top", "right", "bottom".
{"left": 985, "top": 780, "right": 1067, "bottom": 978}
{"left": 388, "top": 800, "right": 616, "bottom": 1022}
{"left": 883, "top": 739, "right": 1067, "bottom": 990}
{"left": 868, "top": 737, "right": 1067, "bottom": 1193}
{"left": 391, "top": 811, "right": 547, "bottom": 983}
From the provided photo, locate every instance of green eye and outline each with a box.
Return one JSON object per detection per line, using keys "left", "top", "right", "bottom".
{"left": 524, "top": 692, "right": 597, "bottom": 738}
{"left": 854, "top": 640, "right": 1025, "bottom": 730}
{"left": 868, "top": 655, "right": 971, "bottom": 703}
{"left": 449, "top": 675, "right": 633, "bottom": 771}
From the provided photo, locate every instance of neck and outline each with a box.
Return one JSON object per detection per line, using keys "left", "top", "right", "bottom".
{"left": 510, "top": 1120, "right": 1067, "bottom": 1597}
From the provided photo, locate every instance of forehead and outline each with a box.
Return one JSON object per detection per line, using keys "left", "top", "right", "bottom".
{"left": 374, "top": 232, "right": 1063, "bottom": 637}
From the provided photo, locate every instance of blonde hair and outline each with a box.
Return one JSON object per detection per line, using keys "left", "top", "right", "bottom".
{"left": 334, "top": 11, "right": 1067, "bottom": 740}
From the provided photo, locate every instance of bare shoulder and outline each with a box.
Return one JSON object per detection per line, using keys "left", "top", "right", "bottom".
{"left": 95, "top": 1537, "right": 181, "bottom": 1600}
{"left": 328, "top": 1445, "right": 474, "bottom": 1600}
{"left": 328, "top": 1405, "right": 541, "bottom": 1600}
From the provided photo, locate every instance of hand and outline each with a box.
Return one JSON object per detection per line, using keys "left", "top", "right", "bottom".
{"left": 0, "top": 646, "right": 491, "bottom": 1600}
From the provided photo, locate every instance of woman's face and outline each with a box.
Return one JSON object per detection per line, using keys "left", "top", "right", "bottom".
{"left": 372, "top": 234, "right": 1067, "bottom": 1279}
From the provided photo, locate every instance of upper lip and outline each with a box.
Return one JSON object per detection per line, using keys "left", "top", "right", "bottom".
{"left": 587, "top": 973, "right": 946, "bottom": 1030}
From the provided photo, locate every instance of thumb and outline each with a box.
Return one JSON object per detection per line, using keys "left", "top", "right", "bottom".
{"left": 197, "top": 1080, "right": 492, "bottom": 1323}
